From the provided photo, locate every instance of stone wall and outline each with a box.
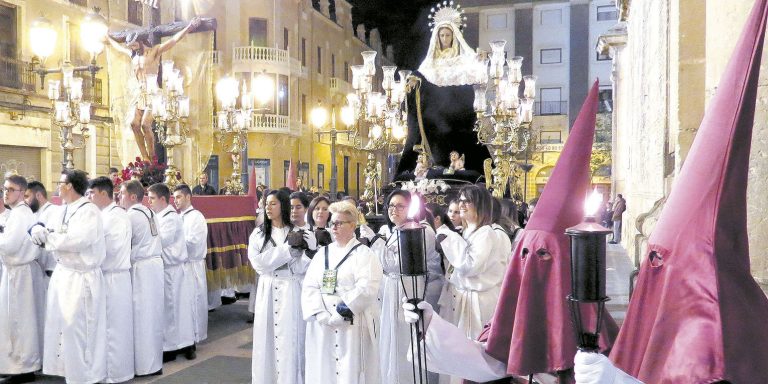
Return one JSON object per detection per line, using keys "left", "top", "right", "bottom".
{"left": 613, "top": 0, "right": 768, "bottom": 291}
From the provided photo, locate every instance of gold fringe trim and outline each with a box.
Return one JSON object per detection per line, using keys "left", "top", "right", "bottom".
{"left": 206, "top": 244, "right": 248, "bottom": 255}
{"left": 206, "top": 216, "right": 257, "bottom": 224}
{"left": 206, "top": 265, "right": 256, "bottom": 291}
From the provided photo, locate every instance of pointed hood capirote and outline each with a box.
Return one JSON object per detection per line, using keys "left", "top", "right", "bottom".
{"left": 609, "top": 1, "right": 768, "bottom": 383}
{"left": 481, "top": 80, "right": 618, "bottom": 376}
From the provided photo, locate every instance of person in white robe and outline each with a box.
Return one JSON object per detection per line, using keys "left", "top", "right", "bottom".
{"left": 0, "top": 175, "right": 44, "bottom": 383}
{"left": 119, "top": 180, "right": 164, "bottom": 376}
{"left": 373, "top": 190, "right": 444, "bottom": 384}
{"left": 436, "top": 186, "right": 503, "bottom": 341}
{"left": 173, "top": 184, "right": 209, "bottom": 343}
{"left": 30, "top": 169, "right": 107, "bottom": 384}
{"left": 302, "top": 200, "right": 383, "bottom": 384}
{"left": 25, "top": 181, "right": 61, "bottom": 289}
{"left": 89, "top": 177, "right": 135, "bottom": 383}
{"left": 148, "top": 183, "right": 196, "bottom": 361}
{"left": 249, "top": 190, "right": 313, "bottom": 384}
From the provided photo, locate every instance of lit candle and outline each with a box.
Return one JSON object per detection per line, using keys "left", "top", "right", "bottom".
{"left": 47, "top": 79, "right": 60, "bottom": 101}
{"left": 178, "top": 96, "right": 190, "bottom": 118}
{"left": 54, "top": 101, "right": 69, "bottom": 123}
{"left": 79, "top": 102, "right": 91, "bottom": 124}
{"left": 70, "top": 77, "right": 83, "bottom": 102}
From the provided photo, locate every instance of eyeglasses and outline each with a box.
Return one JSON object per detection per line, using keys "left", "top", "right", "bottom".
{"left": 1, "top": 187, "right": 20, "bottom": 194}
{"left": 329, "top": 220, "right": 352, "bottom": 228}
{"left": 387, "top": 204, "right": 408, "bottom": 212}
{"left": 458, "top": 198, "right": 472, "bottom": 205}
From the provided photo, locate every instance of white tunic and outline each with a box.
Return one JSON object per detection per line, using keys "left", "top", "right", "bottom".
{"left": 156, "top": 205, "right": 195, "bottom": 351}
{"left": 302, "top": 238, "right": 383, "bottom": 384}
{"left": 437, "top": 225, "right": 503, "bottom": 339}
{"left": 126, "top": 204, "right": 164, "bottom": 375}
{"left": 35, "top": 202, "right": 62, "bottom": 281}
{"left": 43, "top": 197, "right": 107, "bottom": 384}
{"left": 373, "top": 224, "right": 444, "bottom": 384}
{"left": 100, "top": 203, "right": 135, "bottom": 383}
{"left": 180, "top": 206, "right": 209, "bottom": 342}
{"left": 248, "top": 225, "right": 310, "bottom": 384}
{"left": 0, "top": 203, "right": 44, "bottom": 375}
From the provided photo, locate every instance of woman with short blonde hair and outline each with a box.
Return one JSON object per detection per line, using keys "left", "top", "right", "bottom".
{"left": 302, "top": 199, "right": 382, "bottom": 383}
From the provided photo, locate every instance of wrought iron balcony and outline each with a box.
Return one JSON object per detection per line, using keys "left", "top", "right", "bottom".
{"left": 0, "top": 56, "right": 36, "bottom": 92}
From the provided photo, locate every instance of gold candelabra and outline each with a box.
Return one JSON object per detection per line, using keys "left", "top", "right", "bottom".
{"left": 474, "top": 40, "right": 535, "bottom": 198}
{"left": 150, "top": 60, "right": 190, "bottom": 188}
{"left": 215, "top": 72, "right": 274, "bottom": 195}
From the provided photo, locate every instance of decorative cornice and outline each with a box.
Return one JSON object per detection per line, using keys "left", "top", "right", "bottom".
{"left": 596, "top": 21, "right": 628, "bottom": 56}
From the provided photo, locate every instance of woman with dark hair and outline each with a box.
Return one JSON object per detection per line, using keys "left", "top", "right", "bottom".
{"left": 490, "top": 198, "right": 514, "bottom": 266}
{"left": 436, "top": 185, "right": 505, "bottom": 341}
{"left": 427, "top": 203, "right": 456, "bottom": 233}
{"left": 247, "top": 189, "right": 309, "bottom": 384}
{"left": 307, "top": 196, "right": 333, "bottom": 248}
{"left": 374, "top": 190, "right": 444, "bottom": 383}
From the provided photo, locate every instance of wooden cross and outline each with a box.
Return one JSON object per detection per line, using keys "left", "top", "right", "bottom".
{"left": 108, "top": 17, "right": 217, "bottom": 45}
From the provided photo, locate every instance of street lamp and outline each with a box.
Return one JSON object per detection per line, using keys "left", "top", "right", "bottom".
{"left": 30, "top": 8, "right": 108, "bottom": 171}
{"left": 151, "top": 60, "right": 190, "bottom": 188}
{"left": 215, "top": 71, "right": 274, "bottom": 195}
{"left": 312, "top": 101, "right": 356, "bottom": 201}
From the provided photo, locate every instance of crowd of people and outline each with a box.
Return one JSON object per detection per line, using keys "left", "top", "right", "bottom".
{"left": 0, "top": 170, "right": 208, "bottom": 383}
{"left": 0, "top": 167, "right": 620, "bottom": 384}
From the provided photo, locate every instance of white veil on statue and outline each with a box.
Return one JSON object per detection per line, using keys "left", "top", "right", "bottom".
{"left": 418, "top": 1, "right": 485, "bottom": 87}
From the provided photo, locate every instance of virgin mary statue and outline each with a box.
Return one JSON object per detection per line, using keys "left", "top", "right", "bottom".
{"left": 418, "top": 1, "right": 485, "bottom": 87}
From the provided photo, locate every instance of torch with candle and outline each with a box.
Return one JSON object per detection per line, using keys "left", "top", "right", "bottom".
{"left": 396, "top": 194, "right": 431, "bottom": 384}
{"left": 565, "top": 189, "right": 612, "bottom": 352}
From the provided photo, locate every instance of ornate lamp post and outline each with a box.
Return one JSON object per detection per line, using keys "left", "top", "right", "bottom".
{"left": 215, "top": 71, "right": 274, "bottom": 195}
{"left": 30, "top": 9, "right": 108, "bottom": 171}
{"left": 149, "top": 59, "right": 190, "bottom": 188}
{"left": 311, "top": 101, "right": 356, "bottom": 201}
{"left": 473, "top": 40, "right": 536, "bottom": 198}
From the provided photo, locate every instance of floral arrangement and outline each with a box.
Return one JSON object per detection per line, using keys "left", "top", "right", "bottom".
{"left": 401, "top": 179, "right": 450, "bottom": 195}
{"left": 120, "top": 156, "right": 178, "bottom": 187}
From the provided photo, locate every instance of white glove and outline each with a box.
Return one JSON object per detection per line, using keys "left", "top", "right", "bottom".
{"left": 574, "top": 351, "right": 644, "bottom": 384}
{"left": 401, "top": 297, "right": 434, "bottom": 330}
{"left": 328, "top": 311, "right": 348, "bottom": 327}
{"left": 315, "top": 311, "right": 332, "bottom": 326}
{"left": 359, "top": 225, "right": 375, "bottom": 240}
{"left": 303, "top": 231, "right": 318, "bottom": 250}
{"left": 29, "top": 225, "right": 48, "bottom": 246}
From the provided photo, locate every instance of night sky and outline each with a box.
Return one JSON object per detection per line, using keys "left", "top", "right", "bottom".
{"left": 349, "top": 0, "right": 436, "bottom": 69}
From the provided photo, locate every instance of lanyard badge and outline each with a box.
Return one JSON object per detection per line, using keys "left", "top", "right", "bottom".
{"left": 321, "top": 269, "right": 338, "bottom": 294}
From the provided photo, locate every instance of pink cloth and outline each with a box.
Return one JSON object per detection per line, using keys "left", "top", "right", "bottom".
{"left": 609, "top": 1, "right": 768, "bottom": 383}
{"left": 286, "top": 159, "right": 298, "bottom": 190}
{"left": 483, "top": 80, "right": 618, "bottom": 376}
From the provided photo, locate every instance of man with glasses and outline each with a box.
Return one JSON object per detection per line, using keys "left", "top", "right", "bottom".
{"left": 29, "top": 170, "right": 107, "bottom": 383}
{"left": 0, "top": 174, "right": 45, "bottom": 383}
{"left": 25, "top": 181, "right": 60, "bottom": 286}
{"left": 119, "top": 180, "right": 165, "bottom": 376}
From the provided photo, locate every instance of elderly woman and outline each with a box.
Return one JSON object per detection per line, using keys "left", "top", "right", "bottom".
{"left": 373, "top": 190, "right": 444, "bottom": 383}
{"left": 436, "top": 185, "right": 505, "bottom": 340}
{"left": 248, "top": 189, "right": 312, "bottom": 384}
{"left": 301, "top": 201, "right": 383, "bottom": 384}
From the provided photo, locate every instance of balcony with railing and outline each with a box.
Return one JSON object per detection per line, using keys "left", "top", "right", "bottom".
{"left": 534, "top": 101, "right": 568, "bottom": 116}
{"left": 248, "top": 113, "right": 303, "bottom": 136}
{"left": 232, "top": 46, "right": 291, "bottom": 75}
{"left": 0, "top": 56, "right": 36, "bottom": 92}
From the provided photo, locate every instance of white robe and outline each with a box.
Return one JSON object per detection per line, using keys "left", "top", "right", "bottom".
{"left": 436, "top": 225, "right": 503, "bottom": 340}
{"left": 180, "top": 206, "right": 209, "bottom": 342}
{"left": 373, "top": 224, "right": 444, "bottom": 384}
{"left": 248, "top": 225, "right": 311, "bottom": 384}
{"left": 302, "top": 238, "right": 383, "bottom": 384}
{"left": 100, "top": 203, "right": 135, "bottom": 383}
{"left": 35, "top": 202, "right": 61, "bottom": 289}
{"left": 126, "top": 203, "right": 165, "bottom": 375}
{"left": 0, "top": 203, "right": 44, "bottom": 375}
{"left": 43, "top": 197, "right": 107, "bottom": 384}
{"left": 156, "top": 205, "right": 195, "bottom": 351}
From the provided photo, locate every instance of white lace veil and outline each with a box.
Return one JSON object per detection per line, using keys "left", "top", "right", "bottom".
{"left": 418, "top": 22, "right": 484, "bottom": 87}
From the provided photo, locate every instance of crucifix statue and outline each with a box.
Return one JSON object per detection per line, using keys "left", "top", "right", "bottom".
{"left": 104, "top": 17, "right": 216, "bottom": 161}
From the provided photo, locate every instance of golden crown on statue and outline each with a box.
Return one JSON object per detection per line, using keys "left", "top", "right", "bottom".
{"left": 427, "top": 1, "right": 468, "bottom": 31}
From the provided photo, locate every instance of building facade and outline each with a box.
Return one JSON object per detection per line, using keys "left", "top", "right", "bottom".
{"left": 0, "top": 0, "right": 394, "bottom": 198}
{"left": 599, "top": 0, "right": 768, "bottom": 290}
{"left": 461, "top": 0, "right": 617, "bottom": 201}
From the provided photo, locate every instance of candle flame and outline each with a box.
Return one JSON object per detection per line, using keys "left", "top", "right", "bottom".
{"left": 584, "top": 188, "right": 603, "bottom": 217}
{"left": 407, "top": 194, "right": 421, "bottom": 219}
